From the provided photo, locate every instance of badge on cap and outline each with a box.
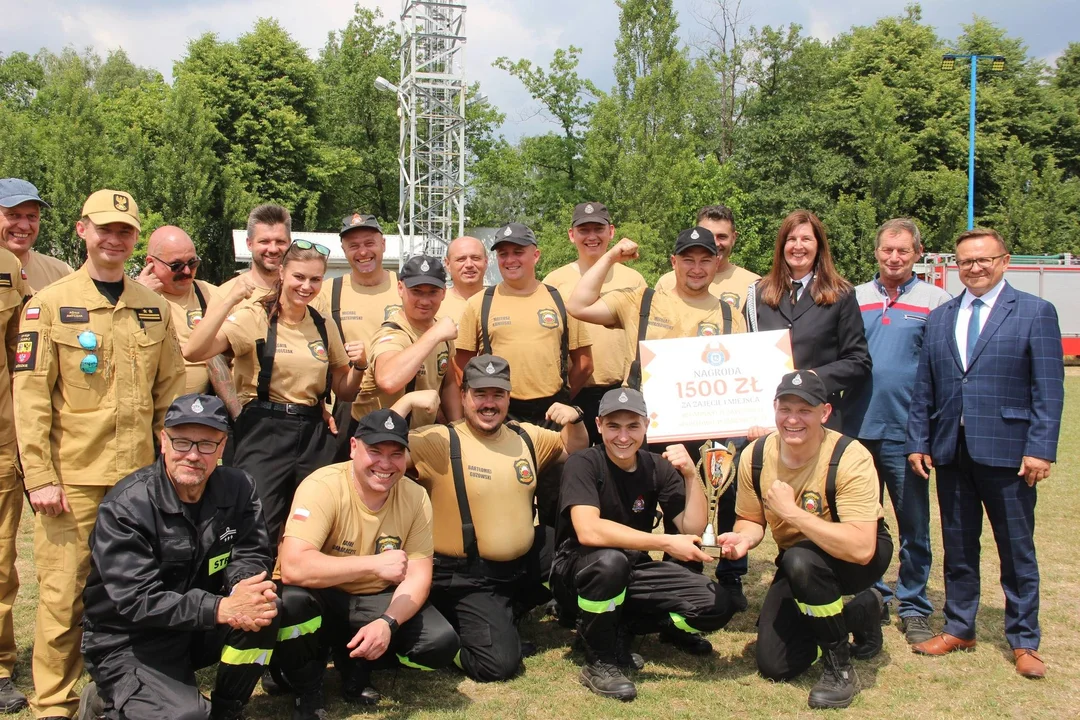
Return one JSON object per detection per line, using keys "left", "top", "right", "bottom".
{"left": 420, "top": 260, "right": 430, "bottom": 272}
{"left": 504, "top": 227, "right": 512, "bottom": 237}
{"left": 691, "top": 229, "right": 700, "bottom": 239}
{"left": 585, "top": 204, "right": 594, "bottom": 214}
{"left": 113, "top": 194, "right": 129, "bottom": 212}
{"left": 485, "top": 362, "right": 495, "bottom": 374}
{"left": 351, "top": 213, "right": 361, "bottom": 225}
{"left": 192, "top": 399, "right": 204, "bottom": 414}
{"left": 383, "top": 416, "right": 395, "bottom": 430}
{"left": 618, "top": 391, "right": 628, "bottom": 403}
{"left": 792, "top": 373, "right": 803, "bottom": 386}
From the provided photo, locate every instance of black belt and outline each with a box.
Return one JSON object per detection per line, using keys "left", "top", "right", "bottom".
{"left": 244, "top": 400, "right": 322, "bottom": 418}
{"left": 433, "top": 552, "right": 526, "bottom": 580}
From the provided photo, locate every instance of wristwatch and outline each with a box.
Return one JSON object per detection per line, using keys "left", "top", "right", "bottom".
{"left": 378, "top": 613, "right": 399, "bottom": 635}
{"left": 570, "top": 405, "right": 585, "bottom": 424}
{"left": 348, "top": 360, "right": 367, "bottom": 371}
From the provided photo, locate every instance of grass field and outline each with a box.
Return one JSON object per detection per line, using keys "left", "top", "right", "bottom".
{"left": 9, "top": 375, "right": 1080, "bottom": 719}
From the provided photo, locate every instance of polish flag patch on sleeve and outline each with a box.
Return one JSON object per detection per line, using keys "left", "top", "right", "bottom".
{"left": 291, "top": 507, "right": 310, "bottom": 522}
{"left": 25, "top": 307, "right": 40, "bottom": 320}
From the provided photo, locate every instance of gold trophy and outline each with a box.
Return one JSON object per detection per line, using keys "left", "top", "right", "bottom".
{"left": 696, "top": 441, "right": 737, "bottom": 557}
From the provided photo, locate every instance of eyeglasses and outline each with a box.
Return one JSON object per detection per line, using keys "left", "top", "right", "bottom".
{"left": 78, "top": 331, "right": 99, "bottom": 374}
{"left": 292, "top": 240, "right": 330, "bottom": 257}
{"left": 150, "top": 255, "right": 201, "bottom": 273}
{"left": 957, "top": 254, "right": 1006, "bottom": 270}
{"left": 166, "top": 433, "right": 226, "bottom": 455}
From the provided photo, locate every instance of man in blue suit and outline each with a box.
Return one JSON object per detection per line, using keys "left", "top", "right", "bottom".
{"left": 905, "top": 228, "right": 1064, "bottom": 679}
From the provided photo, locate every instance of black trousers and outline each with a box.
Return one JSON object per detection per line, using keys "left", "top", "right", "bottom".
{"left": 83, "top": 613, "right": 279, "bottom": 720}
{"left": 574, "top": 383, "right": 622, "bottom": 446}
{"left": 233, "top": 404, "right": 335, "bottom": 548}
{"left": 756, "top": 524, "right": 892, "bottom": 681}
{"left": 507, "top": 392, "right": 568, "bottom": 430}
{"left": 428, "top": 526, "right": 552, "bottom": 682}
{"left": 330, "top": 400, "right": 360, "bottom": 463}
{"left": 551, "top": 545, "right": 734, "bottom": 660}
{"left": 275, "top": 584, "right": 459, "bottom": 690}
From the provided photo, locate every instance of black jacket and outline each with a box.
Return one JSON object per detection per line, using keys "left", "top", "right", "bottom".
{"left": 82, "top": 457, "right": 272, "bottom": 653}
{"left": 748, "top": 284, "right": 872, "bottom": 428}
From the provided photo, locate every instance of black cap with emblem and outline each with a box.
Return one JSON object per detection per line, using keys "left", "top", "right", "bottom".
{"left": 774, "top": 371, "right": 828, "bottom": 406}
{"left": 673, "top": 226, "right": 717, "bottom": 255}
{"left": 598, "top": 387, "right": 648, "bottom": 417}
{"left": 164, "top": 393, "right": 231, "bottom": 432}
{"left": 355, "top": 409, "right": 410, "bottom": 447}
{"left": 572, "top": 202, "right": 611, "bottom": 227}
{"left": 339, "top": 212, "right": 383, "bottom": 236}
{"left": 491, "top": 222, "right": 536, "bottom": 248}
{"left": 399, "top": 255, "right": 447, "bottom": 288}
{"left": 463, "top": 354, "right": 512, "bottom": 391}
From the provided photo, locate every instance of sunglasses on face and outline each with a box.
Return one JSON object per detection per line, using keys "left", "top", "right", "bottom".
{"left": 78, "top": 331, "right": 99, "bottom": 374}
{"left": 151, "top": 255, "right": 201, "bottom": 273}
{"left": 291, "top": 240, "right": 331, "bottom": 257}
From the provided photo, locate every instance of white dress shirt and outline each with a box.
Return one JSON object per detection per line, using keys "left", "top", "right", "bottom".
{"left": 955, "top": 277, "right": 1007, "bottom": 371}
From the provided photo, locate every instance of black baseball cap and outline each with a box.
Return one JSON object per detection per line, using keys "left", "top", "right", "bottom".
{"left": 673, "top": 226, "right": 717, "bottom": 256}
{"left": 598, "top": 387, "right": 648, "bottom": 418}
{"left": 399, "top": 255, "right": 447, "bottom": 288}
{"left": 492, "top": 223, "right": 537, "bottom": 248}
{"left": 463, "top": 354, "right": 511, "bottom": 391}
{"left": 340, "top": 212, "right": 383, "bottom": 236}
{"left": 774, "top": 371, "right": 828, "bottom": 406}
{"left": 354, "top": 409, "right": 410, "bottom": 447}
{"left": 572, "top": 202, "right": 611, "bottom": 227}
{"left": 164, "top": 394, "right": 230, "bottom": 432}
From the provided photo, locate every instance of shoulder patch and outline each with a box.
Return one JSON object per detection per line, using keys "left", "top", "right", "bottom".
{"left": 13, "top": 332, "right": 38, "bottom": 372}
{"left": 59, "top": 307, "right": 90, "bottom": 324}
{"left": 135, "top": 307, "right": 163, "bottom": 322}
{"left": 24, "top": 307, "right": 40, "bottom": 321}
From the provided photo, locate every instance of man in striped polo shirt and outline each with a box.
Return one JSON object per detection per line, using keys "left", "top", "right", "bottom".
{"left": 845, "top": 218, "right": 951, "bottom": 645}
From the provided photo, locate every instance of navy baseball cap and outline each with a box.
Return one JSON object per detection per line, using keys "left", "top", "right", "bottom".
{"left": 0, "top": 178, "right": 48, "bottom": 209}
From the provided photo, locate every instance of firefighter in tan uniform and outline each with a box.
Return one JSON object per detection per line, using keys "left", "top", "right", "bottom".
{"left": 654, "top": 205, "right": 760, "bottom": 311}
{"left": 456, "top": 223, "right": 592, "bottom": 427}
{"left": 439, "top": 236, "right": 488, "bottom": 325}
{"left": 13, "top": 189, "right": 185, "bottom": 719}
{"left": 220, "top": 204, "right": 294, "bottom": 310}
{"left": 319, "top": 213, "right": 401, "bottom": 450}
{"left": 353, "top": 255, "right": 460, "bottom": 426}
{"left": 544, "top": 202, "right": 646, "bottom": 444}
{"left": 400, "top": 355, "right": 589, "bottom": 682}
{"left": 0, "top": 245, "right": 29, "bottom": 713}
{"left": 0, "top": 179, "right": 73, "bottom": 294}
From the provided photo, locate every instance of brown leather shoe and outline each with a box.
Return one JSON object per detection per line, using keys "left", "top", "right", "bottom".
{"left": 1013, "top": 649, "right": 1046, "bottom": 679}
{"left": 911, "top": 633, "right": 976, "bottom": 655}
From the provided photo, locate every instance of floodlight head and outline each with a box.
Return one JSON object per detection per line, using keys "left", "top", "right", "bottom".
{"left": 990, "top": 56, "right": 1006, "bottom": 72}
{"left": 941, "top": 54, "right": 957, "bottom": 71}
{"left": 374, "top": 76, "right": 400, "bottom": 94}
{"left": 467, "top": 92, "right": 488, "bottom": 107}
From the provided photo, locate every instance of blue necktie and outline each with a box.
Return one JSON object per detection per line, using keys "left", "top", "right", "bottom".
{"left": 966, "top": 298, "right": 984, "bottom": 368}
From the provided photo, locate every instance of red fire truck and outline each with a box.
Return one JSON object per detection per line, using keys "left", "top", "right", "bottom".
{"left": 917, "top": 254, "right": 1080, "bottom": 356}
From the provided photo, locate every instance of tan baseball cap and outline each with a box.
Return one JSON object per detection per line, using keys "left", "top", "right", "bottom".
{"left": 81, "top": 190, "right": 141, "bottom": 231}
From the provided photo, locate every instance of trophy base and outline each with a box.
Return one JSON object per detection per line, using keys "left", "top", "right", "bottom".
{"left": 699, "top": 544, "right": 723, "bottom": 559}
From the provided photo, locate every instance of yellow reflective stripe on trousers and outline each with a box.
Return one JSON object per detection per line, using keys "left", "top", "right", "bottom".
{"left": 668, "top": 612, "right": 702, "bottom": 634}
{"left": 220, "top": 646, "right": 273, "bottom": 666}
{"left": 577, "top": 589, "right": 626, "bottom": 614}
{"left": 397, "top": 653, "right": 435, "bottom": 671}
{"left": 795, "top": 598, "right": 844, "bottom": 618}
{"left": 277, "top": 615, "right": 323, "bottom": 642}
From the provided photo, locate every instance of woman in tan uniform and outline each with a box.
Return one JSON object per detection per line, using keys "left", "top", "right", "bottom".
{"left": 186, "top": 241, "right": 366, "bottom": 545}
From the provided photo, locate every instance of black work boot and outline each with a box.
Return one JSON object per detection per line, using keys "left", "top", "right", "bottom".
{"left": 291, "top": 685, "right": 328, "bottom": 720}
{"left": 209, "top": 697, "right": 246, "bottom": 720}
{"left": 659, "top": 625, "right": 712, "bottom": 655}
{"left": 718, "top": 574, "right": 749, "bottom": 613}
{"left": 808, "top": 641, "right": 858, "bottom": 710}
{"left": 340, "top": 663, "right": 380, "bottom": 706}
{"left": 260, "top": 666, "right": 292, "bottom": 696}
{"left": 580, "top": 647, "right": 637, "bottom": 702}
{"left": 846, "top": 588, "right": 884, "bottom": 660}
{"left": 75, "top": 681, "right": 103, "bottom": 720}
{"left": 614, "top": 625, "right": 644, "bottom": 672}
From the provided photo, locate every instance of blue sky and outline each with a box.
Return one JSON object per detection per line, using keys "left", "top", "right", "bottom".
{"left": 1, "top": 0, "right": 1075, "bottom": 141}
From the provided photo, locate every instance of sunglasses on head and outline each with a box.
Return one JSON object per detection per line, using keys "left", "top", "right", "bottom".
{"left": 151, "top": 255, "right": 201, "bottom": 273}
{"left": 291, "top": 240, "right": 330, "bottom": 257}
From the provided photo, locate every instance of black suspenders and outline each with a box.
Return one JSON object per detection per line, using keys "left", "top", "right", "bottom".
{"left": 750, "top": 434, "right": 853, "bottom": 523}
{"left": 254, "top": 307, "right": 333, "bottom": 404}
{"left": 480, "top": 284, "right": 571, "bottom": 395}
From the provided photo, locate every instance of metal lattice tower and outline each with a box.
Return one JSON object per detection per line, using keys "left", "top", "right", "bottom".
{"left": 397, "top": 0, "right": 467, "bottom": 259}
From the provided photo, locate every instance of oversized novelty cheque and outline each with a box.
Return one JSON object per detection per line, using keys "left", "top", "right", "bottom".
{"left": 639, "top": 329, "right": 794, "bottom": 444}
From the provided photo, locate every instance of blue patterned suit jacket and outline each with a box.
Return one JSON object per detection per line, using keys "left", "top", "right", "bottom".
{"left": 905, "top": 282, "right": 1064, "bottom": 468}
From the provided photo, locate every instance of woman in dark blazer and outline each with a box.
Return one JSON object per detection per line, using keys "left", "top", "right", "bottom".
{"left": 745, "top": 209, "right": 871, "bottom": 430}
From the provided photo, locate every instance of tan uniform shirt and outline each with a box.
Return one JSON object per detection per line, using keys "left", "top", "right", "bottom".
{"left": 13, "top": 267, "right": 186, "bottom": 490}
{"left": 457, "top": 284, "right": 591, "bottom": 400}
{"left": 436, "top": 287, "right": 471, "bottom": 325}
{"left": 545, "top": 262, "right": 646, "bottom": 387}
{"left": 600, "top": 286, "right": 747, "bottom": 382}
{"left": 22, "top": 249, "right": 73, "bottom": 294}
{"left": 354, "top": 317, "right": 454, "bottom": 426}
{"left": 162, "top": 280, "right": 220, "bottom": 394}
{"left": 221, "top": 305, "right": 348, "bottom": 406}
{"left": 281, "top": 462, "right": 433, "bottom": 595}
{"left": 735, "top": 430, "right": 883, "bottom": 550}
{"left": 316, "top": 271, "right": 402, "bottom": 348}
{"left": 0, "top": 250, "right": 29, "bottom": 478}
{"left": 409, "top": 420, "right": 563, "bottom": 560}
{"left": 655, "top": 263, "right": 761, "bottom": 311}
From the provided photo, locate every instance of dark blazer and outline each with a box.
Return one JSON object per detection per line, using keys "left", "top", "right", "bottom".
{"left": 749, "top": 283, "right": 872, "bottom": 427}
{"left": 905, "top": 282, "right": 1064, "bottom": 468}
